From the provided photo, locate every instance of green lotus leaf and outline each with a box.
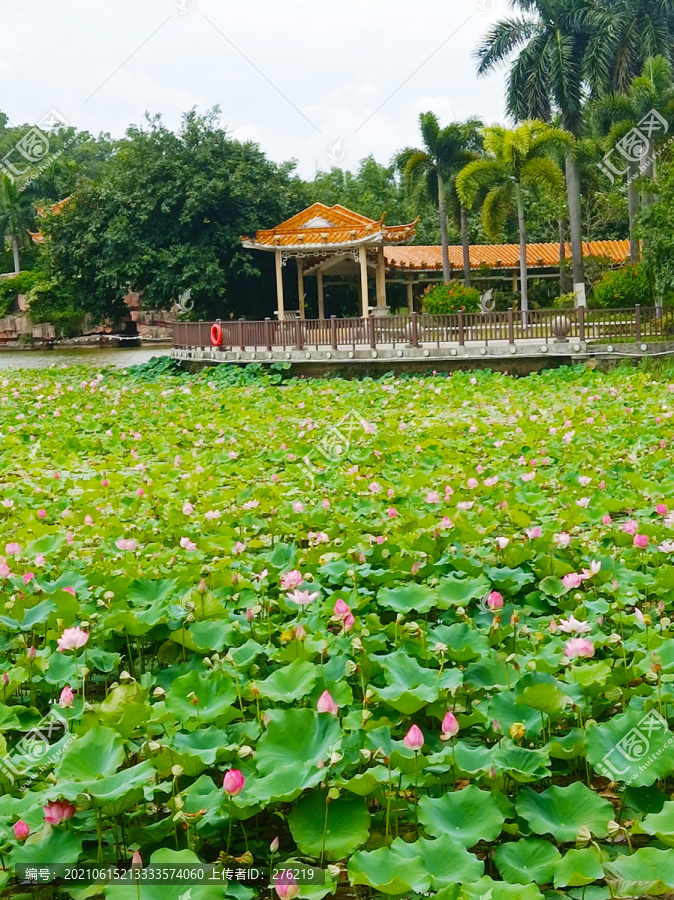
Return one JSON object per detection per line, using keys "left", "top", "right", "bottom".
{"left": 457, "top": 876, "right": 545, "bottom": 899}
{"left": 418, "top": 784, "right": 505, "bottom": 846}
{"left": 553, "top": 847, "right": 604, "bottom": 887}
{"left": 516, "top": 783, "right": 613, "bottom": 842}
{"left": 255, "top": 709, "right": 342, "bottom": 775}
{"left": 586, "top": 706, "right": 674, "bottom": 785}
{"left": 57, "top": 760, "right": 156, "bottom": 814}
{"left": 642, "top": 800, "right": 674, "bottom": 846}
{"left": 347, "top": 844, "right": 428, "bottom": 894}
{"left": 377, "top": 583, "right": 438, "bottom": 614}
{"left": 391, "top": 834, "right": 484, "bottom": 888}
{"left": 437, "top": 573, "right": 491, "bottom": 607}
{"left": 288, "top": 791, "right": 370, "bottom": 859}
{"left": 493, "top": 837, "right": 561, "bottom": 884}
{"left": 165, "top": 670, "right": 238, "bottom": 723}
{"left": 491, "top": 741, "right": 551, "bottom": 781}
{"left": 55, "top": 724, "right": 125, "bottom": 780}
{"left": 257, "top": 659, "right": 317, "bottom": 702}
{"left": 603, "top": 847, "right": 674, "bottom": 895}
{"left": 10, "top": 824, "right": 83, "bottom": 868}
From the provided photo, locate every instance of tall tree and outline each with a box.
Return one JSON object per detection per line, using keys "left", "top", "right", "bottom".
{"left": 0, "top": 176, "right": 35, "bottom": 273}
{"left": 396, "top": 113, "right": 483, "bottom": 285}
{"left": 475, "top": 0, "right": 598, "bottom": 303}
{"left": 591, "top": 55, "right": 674, "bottom": 261}
{"left": 457, "top": 121, "right": 570, "bottom": 321}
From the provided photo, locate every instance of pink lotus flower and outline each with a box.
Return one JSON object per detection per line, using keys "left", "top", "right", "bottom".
{"left": 115, "top": 539, "right": 137, "bottom": 552}
{"left": 0, "top": 562, "right": 10, "bottom": 579}
{"left": 275, "top": 873, "right": 299, "bottom": 900}
{"left": 84, "top": 515, "right": 94, "bottom": 526}
{"left": 131, "top": 851, "right": 143, "bottom": 868}
{"left": 23, "top": 572, "right": 34, "bottom": 586}
{"left": 222, "top": 769, "right": 245, "bottom": 796}
{"left": 317, "top": 690, "right": 339, "bottom": 715}
{"left": 5, "top": 543, "right": 20, "bottom": 557}
{"left": 57, "top": 627, "right": 89, "bottom": 652}
{"left": 292, "top": 502, "right": 304, "bottom": 514}
{"left": 59, "top": 685, "right": 74, "bottom": 708}
{"left": 487, "top": 591, "right": 503, "bottom": 610}
{"left": 554, "top": 532, "right": 571, "bottom": 548}
{"left": 558, "top": 614, "right": 591, "bottom": 634}
{"left": 37, "top": 509, "right": 46, "bottom": 519}
{"left": 388, "top": 507, "right": 398, "bottom": 518}
{"left": 280, "top": 570, "right": 303, "bottom": 591}
{"left": 287, "top": 589, "right": 319, "bottom": 606}
{"left": 440, "top": 711, "right": 459, "bottom": 740}
{"left": 623, "top": 520, "right": 638, "bottom": 535}
{"left": 180, "top": 537, "right": 197, "bottom": 551}
{"left": 13, "top": 820, "right": 29, "bottom": 841}
{"left": 602, "top": 515, "right": 612, "bottom": 525}
{"left": 369, "top": 482, "right": 382, "bottom": 494}
{"left": 467, "top": 478, "right": 478, "bottom": 490}
{"left": 35, "top": 554, "right": 45, "bottom": 566}
{"left": 43, "top": 800, "right": 76, "bottom": 825}
{"left": 563, "top": 638, "right": 595, "bottom": 659}
{"left": 342, "top": 612, "right": 355, "bottom": 632}
{"left": 295, "top": 623, "right": 306, "bottom": 640}
{"left": 526, "top": 526, "right": 542, "bottom": 540}
{"left": 404, "top": 724, "right": 424, "bottom": 751}
{"left": 657, "top": 504, "right": 669, "bottom": 516}
{"left": 633, "top": 534, "right": 649, "bottom": 549}
{"left": 425, "top": 491, "right": 440, "bottom": 504}
{"left": 562, "top": 573, "right": 583, "bottom": 589}
{"left": 334, "top": 599, "right": 350, "bottom": 618}
{"left": 234, "top": 541, "right": 245, "bottom": 554}
{"left": 182, "top": 502, "right": 194, "bottom": 515}
{"left": 496, "top": 537, "right": 509, "bottom": 550}
{"left": 659, "top": 541, "right": 674, "bottom": 553}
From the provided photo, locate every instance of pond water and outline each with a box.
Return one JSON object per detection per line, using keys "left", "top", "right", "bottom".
{"left": 0, "top": 345, "right": 172, "bottom": 370}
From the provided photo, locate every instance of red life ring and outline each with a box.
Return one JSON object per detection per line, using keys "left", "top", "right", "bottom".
{"left": 210, "top": 323, "right": 223, "bottom": 346}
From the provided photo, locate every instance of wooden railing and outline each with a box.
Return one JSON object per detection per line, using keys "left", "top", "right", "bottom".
{"left": 173, "top": 306, "right": 672, "bottom": 352}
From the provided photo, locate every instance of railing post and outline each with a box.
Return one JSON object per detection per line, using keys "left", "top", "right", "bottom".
{"left": 507, "top": 308, "right": 514, "bottom": 345}
{"left": 198, "top": 319, "right": 204, "bottom": 349}
{"left": 237, "top": 317, "right": 245, "bottom": 350}
{"left": 409, "top": 312, "right": 419, "bottom": 348}
{"left": 635, "top": 304, "right": 641, "bottom": 343}
{"left": 264, "top": 317, "right": 272, "bottom": 351}
{"left": 215, "top": 318, "right": 221, "bottom": 349}
{"left": 457, "top": 309, "right": 465, "bottom": 347}
{"left": 367, "top": 316, "right": 376, "bottom": 349}
{"left": 330, "top": 316, "right": 337, "bottom": 350}
{"left": 294, "top": 317, "right": 304, "bottom": 350}
{"left": 578, "top": 307, "right": 585, "bottom": 344}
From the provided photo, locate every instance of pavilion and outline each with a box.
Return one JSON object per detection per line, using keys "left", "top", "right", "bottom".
{"left": 241, "top": 204, "right": 632, "bottom": 320}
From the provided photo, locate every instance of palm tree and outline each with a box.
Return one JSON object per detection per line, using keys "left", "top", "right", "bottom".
{"left": 457, "top": 121, "right": 571, "bottom": 323}
{"left": 592, "top": 55, "right": 674, "bottom": 260}
{"left": 396, "top": 113, "right": 483, "bottom": 285}
{"left": 0, "top": 176, "right": 35, "bottom": 273}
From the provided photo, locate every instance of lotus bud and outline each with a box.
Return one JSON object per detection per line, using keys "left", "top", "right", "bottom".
{"left": 295, "top": 623, "right": 306, "bottom": 640}
{"left": 27, "top": 646, "right": 36, "bottom": 660}
{"left": 327, "top": 865, "right": 341, "bottom": 880}
{"left": 245, "top": 608, "right": 255, "bottom": 622}
{"left": 223, "top": 769, "right": 245, "bottom": 796}
{"left": 1, "top": 673, "right": 8, "bottom": 685}
{"left": 608, "top": 633, "right": 623, "bottom": 644}
{"left": 270, "top": 836, "right": 279, "bottom": 853}
{"left": 146, "top": 741, "right": 162, "bottom": 753}
{"left": 607, "top": 820, "right": 621, "bottom": 839}
{"left": 152, "top": 687, "right": 166, "bottom": 698}
{"left": 359, "top": 749, "right": 372, "bottom": 763}
{"left": 131, "top": 851, "right": 143, "bottom": 868}
{"left": 59, "top": 685, "right": 75, "bottom": 708}
{"left": 13, "top": 820, "right": 30, "bottom": 841}
{"left": 198, "top": 578, "right": 207, "bottom": 594}
{"left": 489, "top": 767, "right": 497, "bottom": 779}
{"left": 350, "top": 638, "right": 364, "bottom": 653}
{"left": 119, "top": 671, "right": 132, "bottom": 683}
{"left": 456, "top": 607, "right": 466, "bottom": 617}
{"left": 239, "top": 745, "right": 254, "bottom": 759}
{"left": 80, "top": 667, "right": 90, "bottom": 678}
{"left": 171, "top": 765, "right": 184, "bottom": 777}
{"left": 404, "top": 724, "right": 424, "bottom": 751}
{"left": 329, "top": 751, "right": 343, "bottom": 766}
{"left": 203, "top": 657, "right": 212, "bottom": 668}
{"left": 576, "top": 826, "right": 592, "bottom": 848}
{"left": 433, "top": 642, "right": 448, "bottom": 654}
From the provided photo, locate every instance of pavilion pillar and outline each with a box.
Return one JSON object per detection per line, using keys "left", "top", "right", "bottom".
{"left": 275, "top": 250, "right": 285, "bottom": 320}
{"left": 359, "top": 245, "right": 369, "bottom": 318}
{"left": 406, "top": 276, "right": 414, "bottom": 314}
{"left": 375, "top": 247, "right": 387, "bottom": 307}
{"left": 297, "top": 259, "right": 305, "bottom": 319}
{"left": 512, "top": 271, "right": 518, "bottom": 293}
{"left": 317, "top": 268, "right": 325, "bottom": 320}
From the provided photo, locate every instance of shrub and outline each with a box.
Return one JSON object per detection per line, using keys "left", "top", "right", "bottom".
{"left": 422, "top": 282, "right": 481, "bottom": 315}
{"left": 0, "top": 270, "right": 39, "bottom": 317}
{"left": 591, "top": 264, "right": 654, "bottom": 308}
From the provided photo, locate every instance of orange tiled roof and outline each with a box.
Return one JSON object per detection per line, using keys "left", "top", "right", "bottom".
{"left": 242, "top": 203, "right": 418, "bottom": 250}
{"left": 384, "top": 240, "right": 632, "bottom": 271}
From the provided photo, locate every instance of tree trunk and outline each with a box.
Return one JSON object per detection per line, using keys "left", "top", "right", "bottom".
{"left": 627, "top": 164, "right": 640, "bottom": 263}
{"left": 437, "top": 171, "right": 451, "bottom": 284}
{"left": 11, "top": 235, "right": 20, "bottom": 274}
{"left": 460, "top": 204, "right": 471, "bottom": 286}
{"left": 558, "top": 218, "right": 568, "bottom": 295}
{"left": 515, "top": 181, "right": 528, "bottom": 328}
{"left": 564, "top": 152, "right": 585, "bottom": 304}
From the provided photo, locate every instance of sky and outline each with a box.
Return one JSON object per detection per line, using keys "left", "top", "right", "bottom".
{"left": 1, "top": 0, "right": 510, "bottom": 178}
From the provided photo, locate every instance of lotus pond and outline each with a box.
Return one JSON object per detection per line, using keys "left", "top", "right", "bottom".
{"left": 2, "top": 360, "right": 674, "bottom": 899}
